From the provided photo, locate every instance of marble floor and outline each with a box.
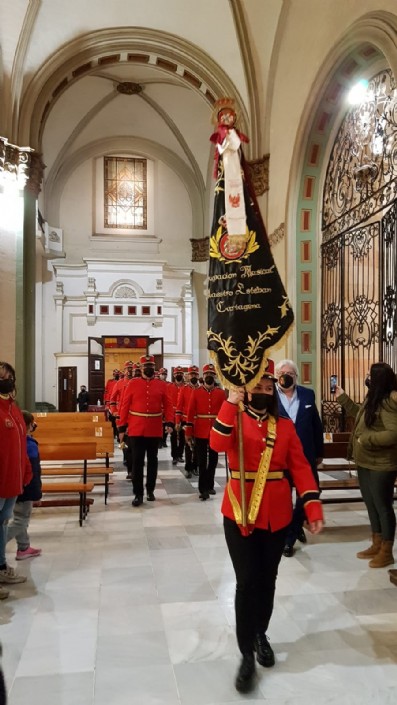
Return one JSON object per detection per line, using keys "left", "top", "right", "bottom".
{"left": 1, "top": 445, "right": 397, "bottom": 705}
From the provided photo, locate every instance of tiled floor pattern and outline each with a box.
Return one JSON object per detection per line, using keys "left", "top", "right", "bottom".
{"left": 1, "top": 445, "right": 397, "bottom": 704}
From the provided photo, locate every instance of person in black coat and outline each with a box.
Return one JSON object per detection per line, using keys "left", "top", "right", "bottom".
{"left": 275, "top": 360, "right": 324, "bottom": 556}
{"left": 6, "top": 411, "right": 42, "bottom": 560}
{"left": 77, "top": 385, "right": 90, "bottom": 412}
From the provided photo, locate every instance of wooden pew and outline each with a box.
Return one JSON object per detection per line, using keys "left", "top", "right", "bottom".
{"left": 37, "top": 441, "right": 97, "bottom": 525}
{"left": 34, "top": 418, "right": 114, "bottom": 465}
{"left": 40, "top": 466, "right": 113, "bottom": 504}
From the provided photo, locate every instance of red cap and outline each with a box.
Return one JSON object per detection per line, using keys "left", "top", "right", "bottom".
{"left": 113, "top": 369, "right": 119, "bottom": 374}
{"left": 202, "top": 363, "right": 216, "bottom": 375}
{"left": 124, "top": 360, "right": 134, "bottom": 368}
{"left": 140, "top": 354, "right": 155, "bottom": 366}
{"left": 132, "top": 362, "right": 141, "bottom": 370}
{"left": 174, "top": 366, "right": 184, "bottom": 375}
{"left": 159, "top": 368, "right": 167, "bottom": 375}
{"left": 262, "top": 358, "right": 276, "bottom": 380}
{"left": 188, "top": 365, "right": 199, "bottom": 375}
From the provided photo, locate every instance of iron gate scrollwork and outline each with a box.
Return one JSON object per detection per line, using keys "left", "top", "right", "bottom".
{"left": 321, "top": 68, "right": 397, "bottom": 431}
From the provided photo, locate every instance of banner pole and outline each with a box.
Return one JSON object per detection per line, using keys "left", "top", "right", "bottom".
{"left": 237, "top": 407, "right": 247, "bottom": 530}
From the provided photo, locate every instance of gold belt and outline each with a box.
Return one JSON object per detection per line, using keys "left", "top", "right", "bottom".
{"left": 196, "top": 414, "right": 217, "bottom": 418}
{"left": 230, "top": 470, "right": 284, "bottom": 481}
{"left": 129, "top": 411, "right": 162, "bottom": 418}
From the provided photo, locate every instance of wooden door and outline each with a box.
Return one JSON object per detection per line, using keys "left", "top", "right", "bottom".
{"left": 88, "top": 337, "right": 105, "bottom": 405}
{"left": 58, "top": 367, "right": 77, "bottom": 411}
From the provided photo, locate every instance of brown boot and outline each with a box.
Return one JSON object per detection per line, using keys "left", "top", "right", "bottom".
{"left": 356, "top": 533, "right": 382, "bottom": 559}
{"left": 389, "top": 569, "right": 397, "bottom": 586}
{"left": 369, "top": 540, "right": 394, "bottom": 568}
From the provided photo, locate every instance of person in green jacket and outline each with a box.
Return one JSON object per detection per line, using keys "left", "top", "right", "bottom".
{"left": 335, "top": 362, "right": 397, "bottom": 568}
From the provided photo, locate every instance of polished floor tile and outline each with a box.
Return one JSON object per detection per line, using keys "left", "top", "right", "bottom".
{"left": 2, "top": 444, "right": 397, "bottom": 704}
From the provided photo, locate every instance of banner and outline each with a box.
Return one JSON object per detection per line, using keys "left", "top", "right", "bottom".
{"left": 207, "top": 106, "right": 294, "bottom": 390}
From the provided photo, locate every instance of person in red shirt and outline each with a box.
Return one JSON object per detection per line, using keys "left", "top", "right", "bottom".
{"left": 176, "top": 365, "right": 200, "bottom": 477}
{"left": 0, "top": 361, "right": 32, "bottom": 598}
{"left": 110, "top": 362, "right": 134, "bottom": 476}
{"left": 105, "top": 369, "right": 120, "bottom": 440}
{"left": 158, "top": 368, "right": 169, "bottom": 448}
{"left": 168, "top": 366, "right": 186, "bottom": 465}
{"left": 185, "top": 364, "right": 225, "bottom": 499}
{"left": 118, "top": 355, "right": 174, "bottom": 506}
{"left": 210, "top": 360, "right": 323, "bottom": 694}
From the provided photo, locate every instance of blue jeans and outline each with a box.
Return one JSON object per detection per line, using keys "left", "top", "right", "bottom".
{"left": 0, "top": 497, "right": 17, "bottom": 565}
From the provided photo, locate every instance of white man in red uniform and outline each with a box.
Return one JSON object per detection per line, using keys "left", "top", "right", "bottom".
{"left": 168, "top": 366, "right": 186, "bottom": 465}
{"left": 175, "top": 365, "right": 200, "bottom": 478}
{"left": 110, "top": 361, "right": 134, "bottom": 475}
{"left": 118, "top": 355, "right": 174, "bottom": 506}
{"left": 185, "top": 364, "right": 226, "bottom": 499}
{"left": 104, "top": 369, "right": 120, "bottom": 440}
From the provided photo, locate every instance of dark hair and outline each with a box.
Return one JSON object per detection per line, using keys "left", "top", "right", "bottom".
{"left": 22, "top": 410, "right": 34, "bottom": 428}
{"left": 364, "top": 362, "right": 397, "bottom": 427}
{"left": 0, "top": 361, "right": 16, "bottom": 379}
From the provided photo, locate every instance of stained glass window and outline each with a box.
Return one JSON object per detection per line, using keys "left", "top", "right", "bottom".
{"left": 104, "top": 157, "right": 147, "bottom": 229}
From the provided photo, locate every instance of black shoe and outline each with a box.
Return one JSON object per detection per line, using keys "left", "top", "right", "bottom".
{"left": 147, "top": 492, "right": 156, "bottom": 502}
{"left": 126, "top": 473, "right": 132, "bottom": 480}
{"left": 297, "top": 528, "right": 307, "bottom": 544}
{"left": 192, "top": 468, "right": 199, "bottom": 476}
{"left": 254, "top": 633, "right": 275, "bottom": 668}
{"left": 199, "top": 492, "right": 210, "bottom": 501}
{"left": 235, "top": 653, "right": 255, "bottom": 693}
{"left": 172, "top": 459, "right": 178, "bottom": 465}
{"left": 208, "top": 489, "right": 216, "bottom": 495}
{"left": 185, "top": 471, "right": 192, "bottom": 479}
{"left": 283, "top": 545, "right": 294, "bottom": 557}
{"left": 132, "top": 496, "right": 143, "bottom": 507}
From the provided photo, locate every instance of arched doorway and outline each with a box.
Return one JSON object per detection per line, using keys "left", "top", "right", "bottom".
{"left": 321, "top": 68, "right": 397, "bottom": 430}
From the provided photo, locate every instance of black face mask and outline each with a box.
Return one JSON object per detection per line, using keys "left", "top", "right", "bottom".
{"left": 249, "top": 393, "right": 273, "bottom": 412}
{"left": 144, "top": 367, "right": 155, "bottom": 378}
{"left": 175, "top": 374, "right": 183, "bottom": 383}
{"left": 190, "top": 377, "right": 198, "bottom": 385}
{"left": 0, "top": 378, "right": 15, "bottom": 395}
{"left": 365, "top": 377, "right": 371, "bottom": 389}
{"left": 204, "top": 377, "right": 214, "bottom": 386}
{"left": 278, "top": 374, "right": 294, "bottom": 390}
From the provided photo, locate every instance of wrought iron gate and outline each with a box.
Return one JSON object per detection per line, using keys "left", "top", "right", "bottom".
{"left": 321, "top": 68, "right": 397, "bottom": 431}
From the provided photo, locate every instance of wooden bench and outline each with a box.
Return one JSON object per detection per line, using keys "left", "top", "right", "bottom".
{"left": 38, "top": 441, "right": 98, "bottom": 525}
{"left": 36, "top": 481, "right": 95, "bottom": 526}
{"left": 41, "top": 466, "right": 114, "bottom": 504}
{"left": 319, "top": 461, "right": 397, "bottom": 504}
{"left": 34, "top": 416, "right": 114, "bottom": 466}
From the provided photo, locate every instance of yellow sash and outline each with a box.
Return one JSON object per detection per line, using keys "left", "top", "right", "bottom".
{"left": 227, "top": 414, "right": 277, "bottom": 530}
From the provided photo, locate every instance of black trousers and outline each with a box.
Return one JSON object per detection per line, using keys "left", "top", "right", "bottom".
{"left": 357, "top": 466, "right": 397, "bottom": 540}
{"left": 129, "top": 437, "right": 159, "bottom": 497}
{"left": 125, "top": 434, "right": 134, "bottom": 476}
{"left": 171, "top": 426, "right": 185, "bottom": 460}
{"left": 184, "top": 441, "right": 197, "bottom": 473}
{"left": 224, "top": 516, "right": 286, "bottom": 655}
{"left": 195, "top": 437, "right": 218, "bottom": 494}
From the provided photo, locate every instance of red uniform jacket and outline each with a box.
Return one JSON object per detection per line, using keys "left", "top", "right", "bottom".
{"left": 167, "top": 382, "right": 185, "bottom": 423}
{"left": 0, "top": 396, "right": 32, "bottom": 498}
{"left": 210, "top": 400, "right": 323, "bottom": 533}
{"left": 118, "top": 377, "right": 173, "bottom": 437}
{"left": 109, "top": 377, "right": 131, "bottom": 418}
{"left": 185, "top": 386, "right": 226, "bottom": 439}
{"left": 175, "top": 384, "right": 196, "bottom": 425}
{"left": 104, "top": 378, "right": 117, "bottom": 409}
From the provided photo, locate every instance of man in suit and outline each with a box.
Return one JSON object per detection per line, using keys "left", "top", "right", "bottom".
{"left": 275, "top": 359, "right": 324, "bottom": 557}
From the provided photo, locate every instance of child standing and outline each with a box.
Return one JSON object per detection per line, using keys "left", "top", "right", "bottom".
{"left": 7, "top": 411, "right": 42, "bottom": 560}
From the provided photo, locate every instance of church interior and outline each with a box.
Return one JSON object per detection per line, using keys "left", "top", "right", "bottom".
{"left": 1, "top": 1, "right": 397, "bottom": 703}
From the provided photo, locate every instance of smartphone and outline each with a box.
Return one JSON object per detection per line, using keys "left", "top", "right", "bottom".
{"left": 330, "top": 374, "right": 337, "bottom": 394}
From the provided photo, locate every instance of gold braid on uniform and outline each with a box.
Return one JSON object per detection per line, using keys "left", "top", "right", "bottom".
{"left": 227, "top": 414, "right": 277, "bottom": 529}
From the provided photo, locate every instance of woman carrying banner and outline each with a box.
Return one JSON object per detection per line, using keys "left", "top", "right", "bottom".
{"left": 210, "top": 360, "right": 323, "bottom": 694}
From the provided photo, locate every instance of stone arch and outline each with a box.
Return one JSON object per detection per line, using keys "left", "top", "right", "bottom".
{"left": 286, "top": 11, "right": 397, "bottom": 391}
{"left": 110, "top": 279, "right": 144, "bottom": 298}
{"left": 18, "top": 27, "right": 250, "bottom": 153}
